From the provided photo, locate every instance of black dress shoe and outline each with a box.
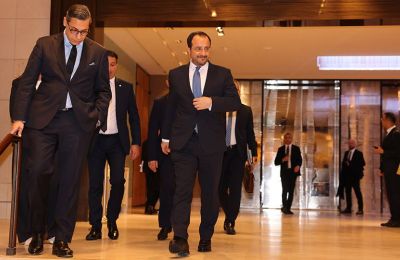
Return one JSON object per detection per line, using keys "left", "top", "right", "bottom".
{"left": 198, "top": 239, "right": 211, "bottom": 252}
{"left": 340, "top": 208, "right": 352, "bottom": 214}
{"left": 157, "top": 227, "right": 172, "bottom": 240}
{"left": 381, "top": 221, "right": 400, "bottom": 227}
{"left": 52, "top": 240, "right": 73, "bottom": 258}
{"left": 356, "top": 210, "right": 364, "bottom": 215}
{"left": 107, "top": 222, "right": 119, "bottom": 240}
{"left": 169, "top": 236, "right": 189, "bottom": 257}
{"left": 224, "top": 221, "right": 236, "bottom": 235}
{"left": 28, "top": 233, "right": 44, "bottom": 255}
{"left": 145, "top": 205, "right": 158, "bottom": 215}
{"left": 85, "top": 227, "right": 102, "bottom": 241}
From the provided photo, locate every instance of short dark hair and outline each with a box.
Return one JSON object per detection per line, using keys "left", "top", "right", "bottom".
{"left": 187, "top": 31, "right": 211, "bottom": 48}
{"left": 383, "top": 112, "right": 397, "bottom": 124}
{"left": 106, "top": 50, "right": 119, "bottom": 62}
{"left": 66, "top": 4, "right": 92, "bottom": 24}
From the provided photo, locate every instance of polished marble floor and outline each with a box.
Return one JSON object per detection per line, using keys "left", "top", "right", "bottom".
{"left": 1, "top": 206, "right": 399, "bottom": 259}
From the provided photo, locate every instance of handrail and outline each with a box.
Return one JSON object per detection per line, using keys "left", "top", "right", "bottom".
{"left": 0, "top": 134, "right": 19, "bottom": 155}
{"left": 0, "top": 133, "right": 22, "bottom": 255}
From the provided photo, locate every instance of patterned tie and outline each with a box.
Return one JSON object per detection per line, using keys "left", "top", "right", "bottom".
{"left": 226, "top": 111, "right": 233, "bottom": 146}
{"left": 192, "top": 66, "right": 202, "bottom": 98}
{"left": 66, "top": 44, "right": 77, "bottom": 76}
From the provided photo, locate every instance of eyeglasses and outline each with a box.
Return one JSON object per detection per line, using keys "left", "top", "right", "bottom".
{"left": 66, "top": 22, "right": 89, "bottom": 37}
{"left": 192, "top": 46, "right": 210, "bottom": 52}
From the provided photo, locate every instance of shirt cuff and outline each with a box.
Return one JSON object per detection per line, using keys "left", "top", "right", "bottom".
{"left": 162, "top": 139, "right": 170, "bottom": 143}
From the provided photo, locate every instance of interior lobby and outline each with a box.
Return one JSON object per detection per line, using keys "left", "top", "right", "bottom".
{"left": 1, "top": 0, "right": 400, "bottom": 259}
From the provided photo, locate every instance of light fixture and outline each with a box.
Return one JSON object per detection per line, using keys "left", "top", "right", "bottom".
{"left": 211, "top": 10, "right": 217, "bottom": 17}
{"left": 216, "top": 27, "right": 224, "bottom": 36}
{"left": 317, "top": 56, "right": 400, "bottom": 70}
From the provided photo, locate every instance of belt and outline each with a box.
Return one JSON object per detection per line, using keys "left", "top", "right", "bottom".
{"left": 59, "top": 107, "right": 73, "bottom": 112}
{"left": 227, "top": 144, "right": 237, "bottom": 149}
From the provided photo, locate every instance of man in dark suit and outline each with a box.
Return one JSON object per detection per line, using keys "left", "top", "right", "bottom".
{"left": 219, "top": 80, "right": 257, "bottom": 235}
{"left": 274, "top": 133, "right": 302, "bottom": 215}
{"left": 86, "top": 50, "right": 141, "bottom": 241}
{"left": 148, "top": 90, "right": 175, "bottom": 240}
{"left": 374, "top": 112, "right": 400, "bottom": 227}
{"left": 141, "top": 139, "right": 160, "bottom": 215}
{"left": 340, "top": 139, "right": 365, "bottom": 215}
{"left": 10, "top": 4, "right": 111, "bottom": 257}
{"left": 161, "top": 31, "right": 241, "bottom": 256}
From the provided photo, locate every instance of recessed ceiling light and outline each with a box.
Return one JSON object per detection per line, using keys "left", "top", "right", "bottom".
{"left": 176, "top": 40, "right": 182, "bottom": 44}
{"left": 211, "top": 10, "right": 217, "bottom": 17}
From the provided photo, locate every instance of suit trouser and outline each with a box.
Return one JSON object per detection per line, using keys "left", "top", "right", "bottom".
{"left": 384, "top": 170, "right": 400, "bottom": 222}
{"left": 171, "top": 133, "right": 224, "bottom": 240}
{"left": 219, "top": 146, "right": 246, "bottom": 224}
{"left": 281, "top": 171, "right": 298, "bottom": 210}
{"left": 158, "top": 155, "right": 174, "bottom": 228}
{"left": 344, "top": 178, "right": 363, "bottom": 211}
{"left": 144, "top": 167, "right": 160, "bottom": 207}
{"left": 24, "top": 110, "right": 92, "bottom": 242}
{"left": 88, "top": 134, "right": 126, "bottom": 229}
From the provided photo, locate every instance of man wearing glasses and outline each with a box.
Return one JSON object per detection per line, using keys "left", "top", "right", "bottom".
{"left": 10, "top": 4, "right": 110, "bottom": 258}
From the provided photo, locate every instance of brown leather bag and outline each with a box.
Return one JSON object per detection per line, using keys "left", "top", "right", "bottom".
{"left": 243, "top": 163, "right": 254, "bottom": 193}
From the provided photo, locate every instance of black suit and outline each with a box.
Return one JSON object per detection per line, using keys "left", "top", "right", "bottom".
{"left": 340, "top": 149, "right": 365, "bottom": 211}
{"left": 162, "top": 62, "right": 241, "bottom": 240}
{"left": 88, "top": 78, "right": 140, "bottom": 229}
{"left": 274, "top": 144, "right": 302, "bottom": 211}
{"left": 148, "top": 94, "right": 174, "bottom": 228}
{"left": 12, "top": 33, "right": 111, "bottom": 242}
{"left": 219, "top": 104, "right": 257, "bottom": 224}
{"left": 380, "top": 127, "right": 400, "bottom": 222}
{"left": 141, "top": 140, "right": 160, "bottom": 209}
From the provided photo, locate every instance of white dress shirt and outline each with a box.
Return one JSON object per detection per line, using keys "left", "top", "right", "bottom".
{"left": 285, "top": 144, "right": 292, "bottom": 169}
{"left": 100, "top": 77, "right": 118, "bottom": 134}
{"left": 387, "top": 125, "right": 397, "bottom": 135}
{"left": 348, "top": 148, "right": 355, "bottom": 161}
{"left": 226, "top": 111, "right": 237, "bottom": 145}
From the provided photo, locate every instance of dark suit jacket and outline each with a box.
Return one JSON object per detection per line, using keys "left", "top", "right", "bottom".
{"left": 9, "top": 76, "right": 22, "bottom": 120}
{"left": 110, "top": 78, "right": 141, "bottom": 154}
{"left": 162, "top": 63, "right": 241, "bottom": 154}
{"left": 380, "top": 127, "right": 400, "bottom": 174}
{"left": 12, "top": 33, "right": 111, "bottom": 132}
{"left": 148, "top": 94, "right": 168, "bottom": 161}
{"left": 340, "top": 149, "right": 365, "bottom": 180}
{"left": 234, "top": 104, "right": 257, "bottom": 160}
{"left": 274, "top": 144, "right": 302, "bottom": 176}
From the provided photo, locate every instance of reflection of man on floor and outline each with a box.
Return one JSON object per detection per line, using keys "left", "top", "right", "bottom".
{"left": 340, "top": 139, "right": 365, "bottom": 215}
{"left": 274, "top": 133, "right": 302, "bottom": 215}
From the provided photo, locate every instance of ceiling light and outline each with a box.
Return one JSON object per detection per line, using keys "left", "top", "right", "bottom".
{"left": 216, "top": 27, "right": 224, "bottom": 37}
{"left": 211, "top": 10, "right": 217, "bottom": 17}
{"left": 317, "top": 56, "right": 400, "bottom": 70}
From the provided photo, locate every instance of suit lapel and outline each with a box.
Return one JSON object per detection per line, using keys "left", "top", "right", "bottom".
{"left": 183, "top": 64, "right": 194, "bottom": 98}
{"left": 115, "top": 78, "right": 120, "bottom": 118}
{"left": 71, "top": 39, "right": 89, "bottom": 81}
{"left": 202, "top": 63, "right": 214, "bottom": 97}
{"left": 55, "top": 33, "right": 70, "bottom": 82}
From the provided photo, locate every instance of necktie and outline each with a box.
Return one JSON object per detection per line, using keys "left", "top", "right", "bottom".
{"left": 226, "top": 112, "right": 233, "bottom": 146}
{"left": 285, "top": 145, "right": 289, "bottom": 155}
{"left": 66, "top": 44, "right": 77, "bottom": 76}
{"left": 192, "top": 66, "right": 202, "bottom": 98}
{"left": 348, "top": 150, "right": 352, "bottom": 162}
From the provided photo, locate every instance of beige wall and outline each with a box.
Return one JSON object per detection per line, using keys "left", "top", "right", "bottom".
{"left": 0, "top": 0, "right": 50, "bottom": 219}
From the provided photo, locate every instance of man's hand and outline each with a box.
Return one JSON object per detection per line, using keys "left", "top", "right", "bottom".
{"left": 379, "top": 171, "right": 384, "bottom": 177}
{"left": 161, "top": 141, "right": 170, "bottom": 155}
{"left": 282, "top": 155, "right": 289, "bottom": 162}
{"left": 10, "top": 121, "right": 24, "bottom": 137}
{"left": 252, "top": 156, "right": 258, "bottom": 163}
{"left": 148, "top": 160, "right": 158, "bottom": 172}
{"left": 129, "top": 145, "right": 140, "bottom": 161}
{"left": 374, "top": 146, "right": 384, "bottom": 154}
{"left": 193, "top": 97, "right": 212, "bottom": 110}
{"left": 294, "top": 166, "right": 300, "bottom": 173}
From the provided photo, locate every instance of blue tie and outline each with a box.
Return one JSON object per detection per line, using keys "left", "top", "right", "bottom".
{"left": 226, "top": 111, "right": 233, "bottom": 146}
{"left": 193, "top": 66, "right": 202, "bottom": 98}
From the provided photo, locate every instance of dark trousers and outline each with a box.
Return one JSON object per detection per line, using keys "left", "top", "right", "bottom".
{"left": 158, "top": 155, "right": 174, "bottom": 228}
{"left": 171, "top": 134, "right": 224, "bottom": 240}
{"left": 344, "top": 178, "right": 363, "bottom": 211}
{"left": 24, "top": 110, "right": 92, "bottom": 242}
{"left": 144, "top": 167, "right": 160, "bottom": 208}
{"left": 219, "top": 146, "right": 246, "bottom": 225}
{"left": 281, "top": 171, "right": 298, "bottom": 210}
{"left": 88, "top": 134, "right": 126, "bottom": 229}
{"left": 384, "top": 170, "right": 400, "bottom": 222}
